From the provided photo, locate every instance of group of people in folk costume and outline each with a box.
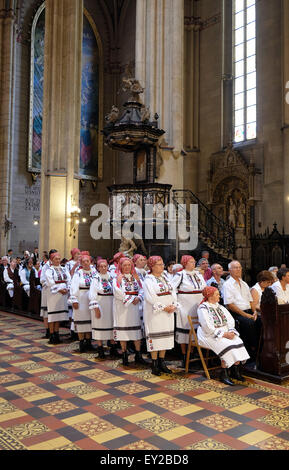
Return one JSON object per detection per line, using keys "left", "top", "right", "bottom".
{"left": 38, "top": 248, "right": 251, "bottom": 386}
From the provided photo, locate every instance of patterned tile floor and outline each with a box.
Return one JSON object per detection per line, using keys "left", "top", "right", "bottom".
{"left": 0, "top": 311, "right": 289, "bottom": 450}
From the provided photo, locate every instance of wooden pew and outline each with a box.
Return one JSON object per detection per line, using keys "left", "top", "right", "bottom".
{"left": 245, "top": 287, "right": 289, "bottom": 384}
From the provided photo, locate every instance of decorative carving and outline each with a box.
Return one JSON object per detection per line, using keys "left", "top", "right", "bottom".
{"left": 121, "top": 76, "right": 145, "bottom": 102}
{"left": 105, "top": 105, "right": 119, "bottom": 123}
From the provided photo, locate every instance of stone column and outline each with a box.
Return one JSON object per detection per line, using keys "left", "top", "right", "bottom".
{"left": 39, "top": 0, "right": 83, "bottom": 257}
{"left": 283, "top": 0, "right": 289, "bottom": 233}
{"left": 135, "top": 0, "right": 184, "bottom": 188}
{"left": 0, "top": 0, "right": 16, "bottom": 255}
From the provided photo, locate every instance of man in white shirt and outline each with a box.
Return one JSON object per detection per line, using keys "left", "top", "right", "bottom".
{"left": 222, "top": 260, "right": 261, "bottom": 361}
{"left": 271, "top": 268, "right": 289, "bottom": 304}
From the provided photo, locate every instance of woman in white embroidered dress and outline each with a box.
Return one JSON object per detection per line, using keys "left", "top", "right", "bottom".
{"left": 171, "top": 255, "right": 207, "bottom": 369}
{"left": 39, "top": 249, "right": 57, "bottom": 339}
{"left": 45, "top": 252, "right": 71, "bottom": 345}
{"left": 70, "top": 252, "right": 97, "bottom": 353}
{"left": 113, "top": 257, "right": 146, "bottom": 366}
{"left": 197, "top": 286, "right": 250, "bottom": 385}
{"left": 89, "top": 259, "right": 120, "bottom": 359}
{"left": 143, "top": 256, "right": 179, "bottom": 376}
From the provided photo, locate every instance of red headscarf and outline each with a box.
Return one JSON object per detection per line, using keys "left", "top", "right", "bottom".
{"left": 200, "top": 286, "right": 218, "bottom": 304}
{"left": 79, "top": 251, "right": 91, "bottom": 264}
{"left": 70, "top": 248, "right": 80, "bottom": 261}
{"left": 97, "top": 258, "right": 108, "bottom": 272}
{"left": 112, "top": 252, "right": 126, "bottom": 266}
{"left": 147, "top": 256, "right": 163, "bottom": 273}
{"left": 181, "top": 255, "right": 195, "bottom": 269}
{"left": 50, "top": 252, "right": 61, "bottom": 262}
{"left": 116, "top": 257, "right": 141, "bottom": 287}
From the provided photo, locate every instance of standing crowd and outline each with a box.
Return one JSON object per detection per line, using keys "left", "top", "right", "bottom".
{"left": 1, "top": 248, "right": 287, "bottom": 386}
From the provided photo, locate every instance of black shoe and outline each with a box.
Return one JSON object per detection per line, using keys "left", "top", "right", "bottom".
{"left": 151, "top": 359, "right": 161, "bottom": 376}
{"left": 84, "top": 339, "right": 97, "bottom": 352}
{"left": 42, "top": 328, "right": 50, "bottom": 339}
{"left": 135, "top": 351, "right": 149, "bottom": 365}
{"left": 78, "top": 339, "right": 86, "bottom": 353}
{"left": 97, "top": 346, "right": 105, "bottom": 359}
{"left": 182, "top": 354, "right": 187, "bottom": 369}
{"left": 54, "top": 332, "right": 62, "bottom": 344}
{"left": 158, "top": 358, "right": 172, "bottom": 374}
{"left": 109, "top": 345, "right": 122, "bottom": 358}
{"left": 230, "top": 365, "right": 246, "bottom": 382}
{"left": 122, "top": 350, "right": 129, "bottom": 366}
{"left": 220, "top": 368, "right": 235, "bottom": 386}
{"left": 48, "top": 333, "right": 55, "bottom": 345}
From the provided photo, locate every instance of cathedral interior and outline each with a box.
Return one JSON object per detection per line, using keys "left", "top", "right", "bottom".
{"left": 0, "top": 0, "right": 288, "bottom": 276}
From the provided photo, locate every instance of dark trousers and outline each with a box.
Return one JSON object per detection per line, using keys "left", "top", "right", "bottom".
{"left": 232, "top": 309, "right": 262, "bottom": 360}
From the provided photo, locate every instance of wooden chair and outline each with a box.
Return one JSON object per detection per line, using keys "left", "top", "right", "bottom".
{"left": 185, "top": 315, "right": 220, "bottom": 379}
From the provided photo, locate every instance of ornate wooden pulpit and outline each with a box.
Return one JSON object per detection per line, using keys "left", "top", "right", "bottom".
{"left": 245, "top": 288, "right": 289, "bottom": 384}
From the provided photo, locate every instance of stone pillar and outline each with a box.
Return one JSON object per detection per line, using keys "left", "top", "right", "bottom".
{"left": 39, "top": 0, "right": 83, "bottom": 257}
{"left": 135, "top": 0, "right": 184, "bottom": 188}
{"left": 283, "top": 0, "right": 289, "bottom": 233}
{"left": 0, "top": 0, "right": 16, "bottom": 254}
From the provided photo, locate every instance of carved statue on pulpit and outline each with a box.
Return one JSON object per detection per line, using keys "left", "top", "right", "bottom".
{"left": 119, "top": 235, "right": 137, "bottom": 258}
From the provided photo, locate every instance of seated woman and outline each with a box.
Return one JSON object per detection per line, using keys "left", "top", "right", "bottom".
{"left": 271, "top": 268, "right": 289, "bottom": 304}
{"left": 20, "top": 257, "right": 35, "bottom": 297}
{"left": 197, "top": 286, "right": 250, "bottom": 385}
{"left": 251, "top": 270, "right": 275, "bottom": 312}
{"left": 3, "top": 258, "right": 19, "bottom": 298}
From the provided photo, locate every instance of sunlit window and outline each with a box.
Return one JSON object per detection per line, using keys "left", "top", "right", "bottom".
{"left": 233, "top": 0, "right": 256, "bottom": 143}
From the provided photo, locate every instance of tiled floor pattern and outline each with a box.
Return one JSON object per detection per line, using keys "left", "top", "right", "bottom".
{"left": 0, "top": 311, "right": 289, "bottom": 450}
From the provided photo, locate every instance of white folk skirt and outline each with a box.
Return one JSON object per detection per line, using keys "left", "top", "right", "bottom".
{"left": 197, "top": 328, "right": 250, "bottom": 369}
{"left": 143, "top": 294, "right": 175, "bottom": 352}
{"left": 47, "top": 291, "right": 69, "bottom": 323}
{"left": 113, "top": 299, "right": 143, "bottom": 342}
{"left": 91, "top": 294, "right": 114, "bottom": 341}
{"left": 73, "top": 289, "right": 92, "bottom": 334}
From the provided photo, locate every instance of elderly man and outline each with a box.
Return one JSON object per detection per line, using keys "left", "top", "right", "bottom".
{"left": 222, "top": 260, "right": 261, "bottom": 361}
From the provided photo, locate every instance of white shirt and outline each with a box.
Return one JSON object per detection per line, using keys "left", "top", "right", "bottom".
{"left": 271, "top": 281, "right": 289, "bottom": 304}
{"left": 222, "top": 276, "right": 253, "bottom": 311}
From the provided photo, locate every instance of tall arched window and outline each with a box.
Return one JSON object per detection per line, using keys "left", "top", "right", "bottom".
{"left": 28, "top": 2, "right": 45, "bottom": 172}
{"left": 233, "top": 0, "right": 256, "bottom": 143}
{"left": 28, "top": 4, "right": 103, "bottom": 179}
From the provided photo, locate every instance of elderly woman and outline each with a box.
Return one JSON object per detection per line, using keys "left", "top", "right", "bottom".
{"left": 70, "top": 252, "right": 98, "bottom": 353}
{"left": 197, "top": 286, "right": 250, "bottom": 385}
{"left": 143, "top": 256, "right": 179, "bottom": 376}
{"left": 251, "top": 270, "right": 275, "bottom": 312}
{"left": 89, "top": 259, "right": 119, "bottom": 359}
{"left": 197, "top": 258, "right": 212, "bottom": 281}
{"left": 133, "top": 254, "right": 147, "bottom": 282}
{"left": 39, "top": 249, "right": 58, "bottom": 339}
{"left": 172, "top": 255, "right": 207, "bottom": 368}
{"left": 109, "top": 252, "right": 126, "bottom": 279}
{"left": 45, "top": 252, "right": 71, "bottom": 345}
{"left": 113, "top": 257, "right": 146, "bottom": 366}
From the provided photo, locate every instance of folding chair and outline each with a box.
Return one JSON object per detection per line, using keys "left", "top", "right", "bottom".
{"left": 185, "top": 315, "right": 220, "bottom": 379}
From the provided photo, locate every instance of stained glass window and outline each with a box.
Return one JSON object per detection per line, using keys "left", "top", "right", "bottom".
{"left": 29, "top": 4, "right": 101, "bottom": 179}
{"left": 28, "top": 3, "right": 45, "bottom": 172}
{"left": 233, "top": 0, "right": 256, "bottom": 143}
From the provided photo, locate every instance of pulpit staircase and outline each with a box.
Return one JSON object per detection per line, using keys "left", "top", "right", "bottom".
{"left": 172, "top": 189, "right": 236, "bottom": 265}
